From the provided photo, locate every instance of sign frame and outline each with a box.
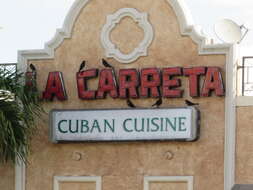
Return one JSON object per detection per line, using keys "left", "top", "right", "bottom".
{"left": 49, "top": 107, "right": 200, "bottom": 143}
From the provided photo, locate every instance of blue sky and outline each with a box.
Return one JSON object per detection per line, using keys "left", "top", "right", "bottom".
{"left": 0, "top": 0, "right": 253, "bottom": 63}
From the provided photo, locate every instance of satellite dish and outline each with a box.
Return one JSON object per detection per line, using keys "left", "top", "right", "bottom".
{"left": 214, "top": 19, "right": 242, "bottom": 44}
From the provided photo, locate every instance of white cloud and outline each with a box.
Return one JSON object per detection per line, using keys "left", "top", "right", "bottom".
{"left": 0, "top": 0, "right": 75, "bottom": 62}
{"left": 210, "top": 0, "right": 253, "bottom": 7}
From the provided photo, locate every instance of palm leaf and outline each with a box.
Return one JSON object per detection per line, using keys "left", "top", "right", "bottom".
{"left": 0, "top": 68, "right": 43, "bottom": 163}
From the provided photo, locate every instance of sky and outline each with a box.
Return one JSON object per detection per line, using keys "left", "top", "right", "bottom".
{"left": 0, "top": 0, "right": 253, "bottom": 63}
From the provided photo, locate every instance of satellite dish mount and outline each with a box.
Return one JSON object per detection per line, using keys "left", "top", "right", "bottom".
{"left": 239, "top": 24, "right": 249, "bottom": 43}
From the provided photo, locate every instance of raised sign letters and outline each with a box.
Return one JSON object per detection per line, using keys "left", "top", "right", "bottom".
{"left": 41, "top": 65, "right": 224, "bottom": 101}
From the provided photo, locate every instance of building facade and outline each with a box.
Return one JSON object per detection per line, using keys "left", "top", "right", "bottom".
{"left": 1, "top": 0, "right": 252, "bottom": 190}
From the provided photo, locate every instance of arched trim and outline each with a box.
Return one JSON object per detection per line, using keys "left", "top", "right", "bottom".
{"left": 17, "top": 0, "right": 232, "bottom": 71}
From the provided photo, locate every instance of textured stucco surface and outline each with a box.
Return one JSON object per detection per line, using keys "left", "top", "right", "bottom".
{"left": 59, "top": 182, "right": 96, "bottom": 190}
{"left": 149, "top": 182, "right": 187, "bottom": 190}
{"left": 0, "top": 162, "right": 14, "bottom": 190}
{"left": 236, "top": 106, "right": 253, "bottom": 184}
{"left": 24, "top": 0, "right": 226, "bottom": 190}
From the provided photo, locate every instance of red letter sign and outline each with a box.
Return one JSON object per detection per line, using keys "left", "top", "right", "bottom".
{"left": 201, "top": 67, "right": 225, "bottom": 97}
{"left": 76, "top": 69, "right": 98, "bottom": 99}
{"left": 140, "top": 68, "right": 160, "bottom": 98}
{"left": 119, "top": 69, "right": 139, "bottom": 99}
{"left": 43, "top": 72, "right": 67, "bottom": 101}
{"left": 162, "top": 67, "right": 183, "bottom": 98}
{"left": 184, "top": 67, "right": 206, "bottom": 97}
{"left": 97, "top": 69, "right": 118, "bottom": 99}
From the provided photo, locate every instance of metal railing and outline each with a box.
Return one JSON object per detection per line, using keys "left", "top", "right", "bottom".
{"left": 0, "top": 63, "right": 17, "bottom": 74}
{"left": 242, "top": 57, "right": 253, "bottom": 96}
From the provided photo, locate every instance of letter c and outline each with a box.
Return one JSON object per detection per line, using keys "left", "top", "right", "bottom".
{"left": 123, "top": 118, "right": 133, "bottom": 132}
{"left": 58, "top": 120, "right": 68, "bottom": 133}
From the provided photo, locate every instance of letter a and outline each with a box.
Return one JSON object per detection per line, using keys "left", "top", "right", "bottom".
{"left": 43, "top": 72, "right": 67, "bottom": 101}
{"left": 201, "top": 67, "right": 225, "bottom": 97}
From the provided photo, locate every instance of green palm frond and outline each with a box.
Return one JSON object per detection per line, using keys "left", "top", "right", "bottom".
{"left": 0, "top": 68, "right": 43, "bottom": 163}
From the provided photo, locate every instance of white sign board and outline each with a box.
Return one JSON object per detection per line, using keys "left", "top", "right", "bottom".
{"left": 50, "top": 107, "right": 199, "bottom": 143}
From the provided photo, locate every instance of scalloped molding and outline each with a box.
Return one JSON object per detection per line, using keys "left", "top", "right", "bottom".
{"left": 16, "top": 1, "right": 237, "bottom": 190}
{"left": 100, "top": 8, "right": 154, "bottom": 64}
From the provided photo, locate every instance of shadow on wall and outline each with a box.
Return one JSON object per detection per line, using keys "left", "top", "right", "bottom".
{"left": 232, "top": 184, "right": 253, "bottom": 190}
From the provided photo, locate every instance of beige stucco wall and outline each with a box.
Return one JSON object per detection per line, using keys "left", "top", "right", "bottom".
{"left": 0, "top": 162, "right": 14, "bottom": 190}
{"left": 59, "top": 181, "right": 96, "bottom": 190}
{"left": 150, "top": 181, "right": 187, "bottom": 190}
{"left": 24, "top": 0, "right": 226, "bottom": 190}
{"left": 236, "top": 106, "right": 253, "bottom": 184}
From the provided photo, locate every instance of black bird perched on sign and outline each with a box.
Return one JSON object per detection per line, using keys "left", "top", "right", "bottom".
{"left": 102, "top": 58, "right": 113, "bottom": 68}
{"left": 79, "top": 61, "right": 86, "bottom": 72}
{"left": 127, "top": 99, "right": 136, "bottom": 108}
{"left": 152, "top": 98, "right": 163, "bottom": 108}
{"left": 185, "top": 99, "right": 199, "bottom": 106}
{"left": 29, "top": 64, "right": 36, "bottom": 72}
{"left": 102, "top": 58, "right": 117, "bottom": 85}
